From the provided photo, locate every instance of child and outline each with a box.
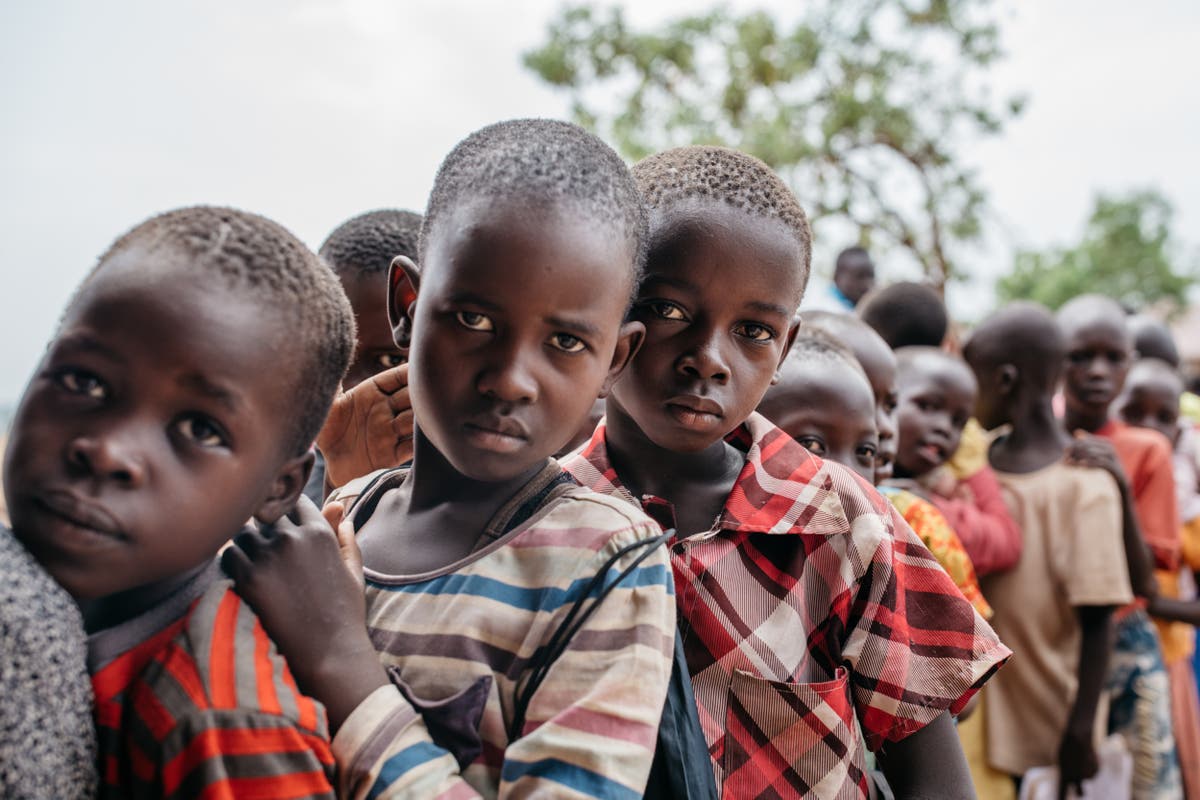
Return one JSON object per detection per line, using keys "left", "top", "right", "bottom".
{"left": 857, "top": 280, "right": 948, "bottom": 350}
{"left": 304, "top": 209, "right": 421, "bottom": 502}
{"left": 890, "top": 347, "right": 1023, "bottom": 577}
{"left": 1, "top": 527, "right": 95, "bottom": 798}
{"left": 1117, "top": 357, "right": 1200, "bottom": 797}
{"left": 225, "top": 119, "right": 677, "bottom": 798}
{"left": 3, "top": 206, "right": 356, "bottom": 797}
{"left": 801, "top": 311, "right": 899, "bottom": 482}
{"left": 1058, "top": 294, "right": 1183, "bottom": 798}
{"left": 963, "top": 301, "right": 1132, "bottom": 795}
{"left": 800, "top": 246, "right": 876, "bottom": 313}
{"left": 564, "top": 145, "right": 1009, "bottom": 798}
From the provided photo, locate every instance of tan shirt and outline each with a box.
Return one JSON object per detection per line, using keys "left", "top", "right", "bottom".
{"left": 982, "top": 462, "right": 1132, "bottom": 776}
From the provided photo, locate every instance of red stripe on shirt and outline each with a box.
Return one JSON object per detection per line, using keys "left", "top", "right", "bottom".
{"left": 208, "top": 591, "right": 240, "bottom": 709}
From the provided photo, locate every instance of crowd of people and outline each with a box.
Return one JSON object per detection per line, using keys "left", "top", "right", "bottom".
{"left": 1, "top": 118, "right": 1196, "bottom": 800}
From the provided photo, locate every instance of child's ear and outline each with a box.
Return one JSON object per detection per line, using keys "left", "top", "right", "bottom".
{"left": 772, "top": 318, "right": 803, "bottom": 386}
{"left": 252, "top": 450, "right": 315, "bottom": 525}
{"left": 598, "top": 320, "right": 646, "bottom": 397}
{"left": 996, "top": 364, "right": 1019, "bottom": 397}
{"left": 388, "top": 256, "right": 421, "bottom": 355}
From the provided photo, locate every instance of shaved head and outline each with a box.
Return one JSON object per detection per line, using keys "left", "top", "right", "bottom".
{"left": 1056, "top": 294, "right": 1131, "bottom": 347}
{"left": 965, "top": 302, "right": 1065, "bottom": 392}
{"left": 1128, "top": 315, "right": 1180, "bottom": 367}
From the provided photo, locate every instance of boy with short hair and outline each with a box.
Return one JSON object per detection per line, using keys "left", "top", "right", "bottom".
{"left": 857, "top": 281, "right": 948, "bottom": 350}
{"left": 964, "top": 302, "right": 1132, "bottom": 795}
{"left": 225, "top": 119, "right": 677, "bottom": 798}
{"left": 564, "top": 145, "right": 1009, "bottom": 798}
{"left": 3, "top": 206, "right": 356, "bottom": 798}
{"left": 1058, "top": 294, "right": 1182, "bottom": 798}
{"left": 890, "top": 347, "right": 1023, "bottom": 577}
{"left": 304, "top": 209, "right": 421, "bottom": 503}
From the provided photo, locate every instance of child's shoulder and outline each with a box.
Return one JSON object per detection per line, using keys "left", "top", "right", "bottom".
{"left": 172, "top": 578, "right": 329, "bottom": 737}
{"left": 998, "top": 461, "right": 1121, "bottom": 510}
{"left": 515, "top": 481, "right": 671, "bottom": 560}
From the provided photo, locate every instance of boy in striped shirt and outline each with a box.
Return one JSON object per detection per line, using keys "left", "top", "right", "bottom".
{"left": 3, "top": 206, "right": 357, "bottom": 799}
{"left": 225, "top": 120, "right": 677, "bottom": 798}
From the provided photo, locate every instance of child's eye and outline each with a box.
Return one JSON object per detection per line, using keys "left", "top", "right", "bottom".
{"left": 549, "top": 333, "right": 586, "bottom": 353}
{"left": 646, "top": 301, "right": 687, "bottom": 321}
{"left": 857, "top": 444, "right": 878, "bottom": 463}
{"left": 734, "top": 323, "right": 774, "bottom": 342}
{"left": 56, "top": 368, "right": 107, "bottom": 400}
{"left": 376, "top": 353, "right": 405, "bottom": 369}
{"left": 797, "top": 436, "right": 826, "bottom": 456}
{"left": 456, "top": 311, "right": 494, "bottom": 332}
{"left": 175, "top": 415, "right": 227, "bottom": 448}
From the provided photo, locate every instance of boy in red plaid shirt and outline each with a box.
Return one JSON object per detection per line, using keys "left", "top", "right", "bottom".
{"left": 562, "top": 146, "right": 1010, "bottom": 799}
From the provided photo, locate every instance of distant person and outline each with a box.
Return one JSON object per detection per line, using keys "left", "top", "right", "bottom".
{"left": 887, "top": 347, "right": 1023, "bottom": 577}
{"left": 858, "top": 280, "right": 947, "bottom": 349}
{"left": 801, "top": 245, "right": 876, "bottom": 313}
{"left": 1058, "top": 294, "right": 1182, "bottom": 799}
{"left": 964, "top": 302, "right": 1132, "bottom": 797}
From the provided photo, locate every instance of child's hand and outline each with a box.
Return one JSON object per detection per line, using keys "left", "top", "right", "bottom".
{"left": 318, "top": 363, "right": 414, "bottom": 488}
{"left": 1057, "top": 726, "right": 1099, "bottom": 800}
{"left": 222, "top": 496, "right": 388, "bottom": 730}
{"left": 1064, "top": 431, "right": 1129, "bottom": 490}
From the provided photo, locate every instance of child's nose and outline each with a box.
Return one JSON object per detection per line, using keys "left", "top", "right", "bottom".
{"left": 477, "top": 346, "right": 539, "bottom": 404}
{"left": 66, "top": 431, "right": 147, "bottom": 487}
{"left": 677, "top": 330, "right": 730, "bottom": 383}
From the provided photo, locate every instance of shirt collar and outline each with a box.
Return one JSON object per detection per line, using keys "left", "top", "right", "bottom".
{"left": 570, "top": 412, "right": 855, "bottom": 538}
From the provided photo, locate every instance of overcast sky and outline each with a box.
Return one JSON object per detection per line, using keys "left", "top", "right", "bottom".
{"left": 2, "top": 1, "right": 1198, "bottom": 406}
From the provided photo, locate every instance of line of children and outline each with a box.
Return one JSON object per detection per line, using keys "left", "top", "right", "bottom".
{"left": 34, "top": 119, "right": 1199, "bottom": 799}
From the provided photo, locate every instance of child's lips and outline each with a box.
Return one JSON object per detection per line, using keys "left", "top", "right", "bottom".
{"left": 664, "top": 395, "right": 724, "bottom": 431}
{"left": 31, "top": 490, "right": 127, "bottom": 551}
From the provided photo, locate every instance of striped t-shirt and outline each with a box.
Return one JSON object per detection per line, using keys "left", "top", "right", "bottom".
{"left": 90, "top": 561, "right": 337, "bottom": 799}
{"left": 328, "top": 460, "right": 676, "bottom": 799}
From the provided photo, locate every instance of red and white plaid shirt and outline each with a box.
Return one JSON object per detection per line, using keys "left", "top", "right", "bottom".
{"left": 564, "top": 413, "right": 1010, "bottom": 799}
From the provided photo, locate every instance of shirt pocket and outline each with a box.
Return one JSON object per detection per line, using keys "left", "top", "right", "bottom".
{"left": 721, "top": 666, "right": 865, "bottom": 799}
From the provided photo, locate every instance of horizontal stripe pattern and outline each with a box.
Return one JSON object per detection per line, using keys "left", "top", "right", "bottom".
{"left": 565, "top": 413, "right": 1012, "bottom": 799}
{"left": 331, "top": 481, "right": 676, "bottom": 799}
{"left": 90, "top": 579, "right": 336, "bottom": 799}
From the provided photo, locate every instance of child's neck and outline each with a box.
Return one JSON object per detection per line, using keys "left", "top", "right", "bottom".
{"left": 603, "top": 404, "right": 744, "bottom": 537}
{"left": 356, "top": 428, "right": 549, "bottom": 575}
{"left": 79, "top": 561, "right": 211, "bottom": 635}
{"left": 1062, "top": 400, "right": 1110, "bottom": 435}
{"left": 990, "top": 396, "right": 1071, "bottom": 474}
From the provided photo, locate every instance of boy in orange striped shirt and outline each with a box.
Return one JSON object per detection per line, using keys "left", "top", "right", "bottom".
{"left": 3, "top": 206, "right": 356, "bottom": 799}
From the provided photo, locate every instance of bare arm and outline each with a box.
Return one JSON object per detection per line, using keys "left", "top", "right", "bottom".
{"left": 876, "top": 712, "right": 975, "bottom": 800}
{"left": 1057, "top": 605, "right": 1114, "bottom": 800}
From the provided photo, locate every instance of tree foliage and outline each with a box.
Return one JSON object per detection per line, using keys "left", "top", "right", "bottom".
{"left": 996, "top": 190, "right": 1194, "bottom": 312}
{"left": 524, "top": 1, "right": 1024, "bottom": 289}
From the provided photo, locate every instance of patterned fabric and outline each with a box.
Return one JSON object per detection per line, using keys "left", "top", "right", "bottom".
{"left": 328, "top": 462, "right": 676, "bottom": 799}
{"left": 878, "top": 486, "right": 992, "bottom": 618}
{"left": 1106, "top": 609, "right": 1182, "bottom": 800}
{"left": 564, "top": 413, "right": 1011, "bottom": 799}
{"left": 946, "top": 418, "right": 990, "bottom": 481}
{"left": 90, "top": 562, "right": 336, "bottom": 800}
{"left": 1, "top": 526, "right": 96, "bottom": 800}
{"left": 926, "top": 466, "right": 1023, "bottom": 577}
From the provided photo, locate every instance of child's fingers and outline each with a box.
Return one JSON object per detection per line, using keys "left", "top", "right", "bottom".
{"left": 221, "top": 542, "right": 254, "bottom": 586}
{"left": 371, "top": 363, "right": 409, "bottom": 396}
{"left": 333, "top": 516, "right": 365, "bottom": 590}
{"left": 322, "top": 501, "right": 346, "bottom": 531}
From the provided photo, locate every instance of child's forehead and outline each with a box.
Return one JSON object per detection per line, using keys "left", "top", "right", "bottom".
{"left": 781, "top": 358, "right": 874, "bottom": 411}
{"left": 898, "top": 351, "right": 976, "bottom": 393}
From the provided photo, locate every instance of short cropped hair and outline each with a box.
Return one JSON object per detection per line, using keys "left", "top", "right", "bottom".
{"left": 964, "top": 301, "right": 1065, "bottom": 392}
{"left": 90, "top": 206, "right": 355, "bottom": 456}
{"left": 420, "top": 119, "right": 647, "bottom": 292}
{"left": 784, "top": 330, "right": 865, "bottom": 377}
{"left": 835, "top": 246, "right": 871, "bottom": 272}
{"left": 320, "top": 209, "right": 422, "bottom": 276}
{"left": 631, "top": 146, "right": 812, "bottom": 299}
{"left": 1128, "top": 315, "right": 1180, "bottom": 367}
{"left": 858, "top": 281, "right": 948, "bottom": 349}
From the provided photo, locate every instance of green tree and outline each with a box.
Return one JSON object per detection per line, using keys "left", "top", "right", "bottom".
{"left": 524, "top": 1, "right": 1024, "bottom": 291}
{"left": 997, "top": 190, "right": 1194, "bottom": 312}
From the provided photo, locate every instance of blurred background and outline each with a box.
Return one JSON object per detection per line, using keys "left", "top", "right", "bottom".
{"left": 3, "top": 0, "right": 1199, "bottom": 421}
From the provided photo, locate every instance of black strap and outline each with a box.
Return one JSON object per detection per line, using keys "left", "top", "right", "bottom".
{"left": 507, "top": 528, "right": 675, "bottom": 742}
{"left": 642, "top": 628, "right": 718, "bottom": 799}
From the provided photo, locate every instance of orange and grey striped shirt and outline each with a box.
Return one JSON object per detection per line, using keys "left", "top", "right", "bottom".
{"left": 90, "top": 561, "right": 337, "bottom": 799}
